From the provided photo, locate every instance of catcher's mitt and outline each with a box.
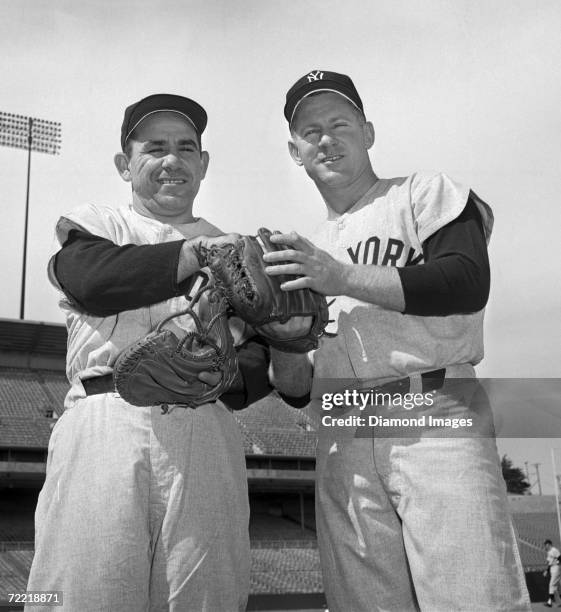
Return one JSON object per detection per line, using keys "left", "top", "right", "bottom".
{"left": 113, "top": 282, "right": 237, "bottom": 409}
{"left": 195, "top": 228, "right": 329, "bottom": 353}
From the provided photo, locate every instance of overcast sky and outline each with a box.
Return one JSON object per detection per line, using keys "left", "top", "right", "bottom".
{"left": 0, "top": 0, "right": 559, "bottom": 492}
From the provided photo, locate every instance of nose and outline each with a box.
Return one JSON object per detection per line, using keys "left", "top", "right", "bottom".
{"left": 318, "top": 131, "right": 337, "bottom": 147}
{"left": 161, "top": 153, "right": 180, "bottom": 170}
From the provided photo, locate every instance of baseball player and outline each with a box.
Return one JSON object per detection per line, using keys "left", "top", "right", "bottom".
{"left": 543, "top": 539, "right": 561, "bottom": 607}
{"left": 26, "top": 94, "right": 272, "bottom": 611}
{"left": 266, "top": 71, "right": 531, "bottom": 611}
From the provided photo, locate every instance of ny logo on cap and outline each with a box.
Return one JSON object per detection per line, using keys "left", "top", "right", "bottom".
{"left": 307, "top": 70, "right": 324, "bottom": 83}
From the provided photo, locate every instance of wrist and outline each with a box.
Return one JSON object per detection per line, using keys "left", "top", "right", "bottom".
{"left": 177, "top": 239, "right": 205, "bottom": 283}
{"left": 269, "top": 349, "right": 312, "bottom": 396}
{"left": 338, "top": 263, "right": 355, "bottom": 296}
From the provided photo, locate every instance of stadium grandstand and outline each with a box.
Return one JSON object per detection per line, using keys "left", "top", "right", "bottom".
{"left": 0, "top": 317, "right": 558, "bottom": 609}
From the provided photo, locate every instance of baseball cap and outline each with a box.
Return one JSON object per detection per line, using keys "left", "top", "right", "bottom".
{"left": 284, "top": 70, "right": 363, "bottom": 125}
{"left": 120, "top": 93, "right": 208, "bottom": 150}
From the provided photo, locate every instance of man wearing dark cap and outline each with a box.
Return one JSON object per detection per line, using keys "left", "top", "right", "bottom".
{"left": 266, "top": 71, "right": 531, "bottom": 611}
{"left": 26, "top": 94, "right": 271, "bottom": 611}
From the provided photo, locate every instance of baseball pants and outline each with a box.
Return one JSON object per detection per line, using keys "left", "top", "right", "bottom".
{"left": 26, "top": 394, "right": 250, "bottom": 612}
{"left": 314, "top": 370, "right": 531, "bottom": 612}
{"left": 549, "top": 565, "right": 561, "bottom": 596}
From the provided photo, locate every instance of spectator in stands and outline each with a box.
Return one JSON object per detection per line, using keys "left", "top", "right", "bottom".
{"left": 543, "top": 539, "right": 561, "bottom": 607}
{"left": 25, "top": 94, "right": 272, "bottom": 611}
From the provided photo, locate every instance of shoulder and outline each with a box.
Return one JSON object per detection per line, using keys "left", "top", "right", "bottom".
{"left": 408, "top": 171, "right": 468, "bottom": 201}
{"left": 405, "top": 171, "right": 474, "bottom": 244}
{"left": 175, "top": 217, "right": 225, "bottom": 240}
{"left": 54, "top": 203, "right": 125, "bottom": 246}
{"left": 195, "top": 218, "right": 224, "bottom": 237}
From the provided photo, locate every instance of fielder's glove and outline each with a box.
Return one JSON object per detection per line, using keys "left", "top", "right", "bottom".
{"left": 113, "top": 282, "right": 237, "bottom": 409}
{"left": 194, "top": 227, "right": 328, "bottom": 353}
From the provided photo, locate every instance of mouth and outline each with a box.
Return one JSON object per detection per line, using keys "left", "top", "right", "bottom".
{"left": 321, "top": 154, "right": 344, "bottom": 164}
{"left": 157, "top": 178, "right": 187, "bottom": 185}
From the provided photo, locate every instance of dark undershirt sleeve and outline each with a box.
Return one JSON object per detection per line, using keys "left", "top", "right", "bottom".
{"left": 220, "top": 336, "right": 273, "bottom": 410}
{"left": 277, "top": 391, "right": 311, "bottom": 409}
{"left": 54, "top": 229, "right": 273, "bottom": 408}
{"left": 397, "top": 194, "right": 490, "bottom": 316}
{"left": 53, "top": 229, "right": 195, "bottom": 316}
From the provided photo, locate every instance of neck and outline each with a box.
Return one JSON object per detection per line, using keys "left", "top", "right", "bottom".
{"left": 132, "top": 195, "right": 196, "bottom": 225}
{"left": 317, "top": 167, "right": 379, "bottom": 215}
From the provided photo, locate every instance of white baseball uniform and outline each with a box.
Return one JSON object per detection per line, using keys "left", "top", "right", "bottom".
{"left": 309, "top": 172, "right": 531, "bottom": 611}
{"left": 26, "top": 203, "right": 251, "bottom": 612}
{"left": 547, "top": 546, "right": 561, "bottom": 598}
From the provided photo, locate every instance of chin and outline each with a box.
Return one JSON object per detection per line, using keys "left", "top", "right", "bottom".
{"left": 156, "top": 194, "right": 189, "bottom": 207}
{"left": 318, "top": 173, "right": 348, "bottom": 187}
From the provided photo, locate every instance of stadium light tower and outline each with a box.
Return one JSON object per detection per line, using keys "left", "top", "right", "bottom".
{"left": 0, "top": 111, "right": 61, "bottom": 319}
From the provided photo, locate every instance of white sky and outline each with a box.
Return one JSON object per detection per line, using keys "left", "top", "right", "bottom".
{"left": 0, "top": 0, "right": 559, "bottom": 491}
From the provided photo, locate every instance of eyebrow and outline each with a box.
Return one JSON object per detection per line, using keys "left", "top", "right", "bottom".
{"left": 298, "top": 113, "right": 353, "bottom": 128}
{"left": 143, "top": 138, "right": 199, "bottom": 148}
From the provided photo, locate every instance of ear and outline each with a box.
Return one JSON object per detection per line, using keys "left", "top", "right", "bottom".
{"left": 114, "top": 152, "right": 131, "bottom": 182}
{"left": 288, "top": 139, "right": 303, "bottom": 166}
{"left": 200, "top": 151, "right": 210, "bottom": 179}
{"left": 363, "top": 121, "right": 375, "bottom": 150}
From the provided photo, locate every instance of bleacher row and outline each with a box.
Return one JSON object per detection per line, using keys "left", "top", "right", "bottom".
{"left": 0, "top": 365, "right": 558, "bottom": 591}
{"left": 0, "top": 521, "right": 34, "bottom": 543}
{"left": 0, "top": 367, "right": 319, "bottom": 455}
{"left": 251, "top": 549, "right": 323, "bottom": 593}
{"left": 513, "top": 512, "right": 560, "bottom": 549}
{"left": 0, "top": 549, "right": 34, "bottom": 593}
{"left": 0, "top": 526, "right": 551, "bottom": 597}
{"left": 512, "top": 512, "right": 561, "bottom": 569}
{"left": 234, "top": 395, "right": 318, "bottom": 457}
{"left": 0, "top": 368, "right": 67, "bottom": 416}
{"left": 249, "top": 515, "right": 316, "bottom": 541}
{"left": 0, "top": 546, "right": 324, "bottom": 595}
{"left": 0, "top": 368, "right": 64, "bottom": 449}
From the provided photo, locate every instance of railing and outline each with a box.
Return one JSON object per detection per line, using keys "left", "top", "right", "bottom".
{"left": 250, "top": 539, "right": 317, "bottom": 549}
{"left": 0, "top": 540, "right": 34, "bottom": 552}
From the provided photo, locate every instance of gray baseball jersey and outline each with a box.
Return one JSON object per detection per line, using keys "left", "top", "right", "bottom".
{"left": 310, "top": 172, "right": 493, "bottom": 382}
{"left": 48, "top": 202, "right": 248, "bottom": 410}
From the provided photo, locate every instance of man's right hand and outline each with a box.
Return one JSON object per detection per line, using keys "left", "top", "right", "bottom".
{"left": 197, "top": 233, "right": 242, "bottom": 254}
{"left": 178, "top": 233, "right": 241, "bottom": 282}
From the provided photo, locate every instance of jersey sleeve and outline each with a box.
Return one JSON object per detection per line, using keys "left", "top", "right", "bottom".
{"left": 47, "top": 203, "right": 129, "bottom": 292}
{"left": 51, "top": 229, "right": 196, "bottom": 316}
{"left": 55, "top": 203, "right": 125, "bottom": 246}
{"left": 410, "top": 172, "right": 493, "bottom": 244}
{"left": 398, "top": 195, "right": 490, "bottom": 315}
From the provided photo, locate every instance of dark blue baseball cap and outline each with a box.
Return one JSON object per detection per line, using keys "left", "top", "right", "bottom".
{"left": 120, "top": 93, "right": 208, "bottom": 150}
{"left": 284, "top": 70, "right": 364, "bottom": 124}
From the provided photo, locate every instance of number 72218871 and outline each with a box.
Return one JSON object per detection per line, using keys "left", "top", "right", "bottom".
{"left": 7, "top": 591, "right": 63, "bottom": 605}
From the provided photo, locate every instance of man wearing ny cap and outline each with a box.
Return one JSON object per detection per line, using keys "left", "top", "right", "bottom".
{"left": 266, "top": 71, "right": 531, "bottom": 610}
{"left": 26, "top": 94, "right": 271, "bottom": 611}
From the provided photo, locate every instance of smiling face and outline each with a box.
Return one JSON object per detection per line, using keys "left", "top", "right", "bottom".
{"left": 114, "top": 111, "right": 209, "bottom": 223}
{"left": 288, "top": 92, "right": 376, "bottom": 209}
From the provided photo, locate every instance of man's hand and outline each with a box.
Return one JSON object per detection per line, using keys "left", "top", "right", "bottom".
{"left": 195, "top": 228, "right": 329, "bottom": 353}
{"left": 178, "top": 233, "right": 242, "bottom": 282}
{"left": 263, "top": 231, "right": 347, "bottom": 295}
{"left": 265, "top": 230, "right": 406, "bottom": 312}
{"left": 259, "top": 316, "right": 312, "bottom": 338}
{"left": 198, "top": 233, "right": 242, "bottom": 252}
{"left": 198, "top": 371, "right": 223, "bottom": 386}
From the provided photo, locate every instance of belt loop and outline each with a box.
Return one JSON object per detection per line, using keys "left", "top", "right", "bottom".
{"left": 408, "top": 374, "right": 423, "bottom": 395}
